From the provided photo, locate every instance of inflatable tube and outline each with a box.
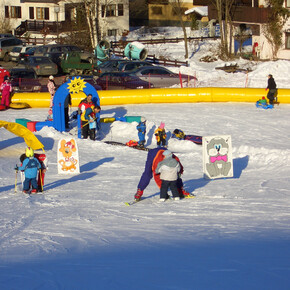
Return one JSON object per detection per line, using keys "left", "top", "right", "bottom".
{"left": 9, "top": 102, "right": 30, "bottom": 109}
{"left": 10, "top": 87, "right": 290, "bottom": 108}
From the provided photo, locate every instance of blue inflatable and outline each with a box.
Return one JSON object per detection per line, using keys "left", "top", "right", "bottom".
{"left": 52, "top": 77, "right": 100, "bottom": 132}
{"left": 256, "top": 101, "right": 273, "bottom": 109}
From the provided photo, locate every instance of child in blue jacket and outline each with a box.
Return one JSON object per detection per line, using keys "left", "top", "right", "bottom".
{"left": 16, "top": 147, "right": 41, "bottom": 194}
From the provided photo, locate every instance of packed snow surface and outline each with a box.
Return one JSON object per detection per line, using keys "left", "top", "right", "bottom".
{"left": 1, "top": 27, "right": 290, "bottom": 289}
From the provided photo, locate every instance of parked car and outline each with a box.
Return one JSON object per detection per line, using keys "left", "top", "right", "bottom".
{"left": 9, "top": 68, "right": 42, "bottom": 92}
{"left": 21, "top": 46, "right": 38, "bottom": 60}
{"left": 129, "top": 66, "right": 197, "bottom": 88}
{"left": 0, "top": 37, "right": 23, "bottom": 62}
{"left": 32, "top": 44, "right": 95, "bottom": 66}
{"left": 18, "top": 56, "right": 58, "bottom": 76}
{"left": 95, "top": 72, "right": 154, "bottom": 90}
{"left": 9, "top": 45, "right": 35, "bottom": 62}
{"left": 0, "top": 33, "right": 13, "bottom": 38}
{"left": 117, "top": 60, "right": 153, "bottom": 72}
{"left": 94, "top": 59, "right": 128, "bottom": 76}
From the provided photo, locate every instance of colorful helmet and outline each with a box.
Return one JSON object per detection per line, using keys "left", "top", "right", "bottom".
{"left": 173, "top": 129, "right": 185, "bottom": 140}
{"left": 25, "top": 147, "right": 34, "bottom": 157}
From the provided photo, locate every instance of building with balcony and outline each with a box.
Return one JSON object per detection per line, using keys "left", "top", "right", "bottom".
{"left": 1, "top": 0, "right": 129, "bottom": 42}
{"left": 194, "top": 0, "right": 290, "bottom": 60}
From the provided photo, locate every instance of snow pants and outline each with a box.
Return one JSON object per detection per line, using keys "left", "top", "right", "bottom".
{"left": 1, "top": 91, "right": 10, "bottom": 107}
{"left": 23, "top": 177, "right": 38, "bottom": 191}
{"left": 160, "top": 180, "right": 179, "bottom": 199}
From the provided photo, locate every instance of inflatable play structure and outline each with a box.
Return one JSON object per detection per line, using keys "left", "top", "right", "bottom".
{"left": 11, "top": 86, "right": 290, "bottom": 108}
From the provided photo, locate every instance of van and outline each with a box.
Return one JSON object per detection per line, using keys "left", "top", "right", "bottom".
{"left": 0, "top": 37, "right": 23, "bottom": 62}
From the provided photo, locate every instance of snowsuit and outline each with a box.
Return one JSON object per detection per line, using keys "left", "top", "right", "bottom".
{"left": 155, "top": 154, "right": 181, "bottom": 199}
{"left": 136, "top": 148, "right": 185, "bottom": 200}
{"left": 267, "top": 76, "right": 277, "bottom": 105}
{"left": 81, "top": 106, "right": 98, "bottom": 140}
{"left": 47, "top": 79, "right": 56, "bottom": 108}
{"left": 20, "top": 153, "right": 47, "bottom": 191}
{"left": 155, "top": 127, "right": 167, "bottom": 147}
{"left": 18, "top": 157, "right": 41, "bottom": 191}
{"left": 137, "top": 121, "right": 146, "bottom": 146}
{"left": 64, "top": 94, "right": 72, "bottom": 129}
{"left": 0, "top": 80, "right": 12, "bottom": 107}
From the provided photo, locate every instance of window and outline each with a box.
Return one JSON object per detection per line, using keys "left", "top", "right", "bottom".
{"left": 108, "top": 29, "right": 117, "bottom": 36}
{"left": 286, "top": 33, "right": 290, "bottom": 49}
{"left": 29, "top": 7, "right": 34, "bottom": 19}
{"left": 4, "top": 6, "right": 21, "bottom": 18}
{"left": 118, "top": 4, "right": 124, "bottom": 16}
{"left": 287, "top": 0, "right": 290, "bottom": 8}
{"left": 36, "top": 7, "right": 49, "bottom": 20}
{"left": 102, "top": 5, "right": 116, "bottom": 17}
{"left": 151, "top": 6, "right": 163, "bottom": 15}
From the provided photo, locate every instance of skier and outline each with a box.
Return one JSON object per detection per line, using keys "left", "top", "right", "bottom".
{"left": 154, "top": 122, "right": 167, "bottom": 147}
{"left": 0, "top": 76, "right": 12, "bottom": 109}
{"left": 266, "top": 74, "right": 277, "bottom": 105}
{"left": 134, "top": 147, "right": 192, "bottom": 201}
{"left": 15, "top": 147, "right": 41, "bottom": 194}
{"left": 136, "top": 117, "right": 146, "bottom": 147}
{"left": 155, "top": 150, "right": 181, "bottom": 201}
{"left": 20, "top": 152, "right": 47, "bottom": 192}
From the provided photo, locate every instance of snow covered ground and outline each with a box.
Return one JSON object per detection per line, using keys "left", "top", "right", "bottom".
{"left": 1, "top": 28, "right": 290, "bottom": 289}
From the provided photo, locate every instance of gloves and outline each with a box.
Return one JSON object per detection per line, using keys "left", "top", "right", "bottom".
{"left": 134, "top": 188, "right": 143, "bottom": 201}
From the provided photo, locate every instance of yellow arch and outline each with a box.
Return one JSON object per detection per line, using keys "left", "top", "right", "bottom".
{"left": 10, "top": 87, "right": 290, "bottom": 108}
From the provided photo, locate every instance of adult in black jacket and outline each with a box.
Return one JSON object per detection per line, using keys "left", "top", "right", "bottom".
{"left": 266, "top": 74, "right": 277, "bottom": 105}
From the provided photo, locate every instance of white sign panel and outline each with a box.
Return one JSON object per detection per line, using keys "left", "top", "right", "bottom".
{"left": 202, "top": 135, "right": 233, "bottom": 179}
{"left": 57, "top": 138, "right": 80, "bottom": 174}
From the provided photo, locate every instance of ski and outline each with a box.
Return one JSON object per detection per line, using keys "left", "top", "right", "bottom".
{"left": 104, "top": 141, "right": 150, "bottom": 151}
{"left": 184, "top": 194, "right": 196, "bottom": 199}
{"left": 125, "top": 199, "right": 141, "bottom": 206}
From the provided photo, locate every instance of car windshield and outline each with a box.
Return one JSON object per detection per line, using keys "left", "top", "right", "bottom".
{"left": 12, "top": 47, "right": 22, "bottom": 53}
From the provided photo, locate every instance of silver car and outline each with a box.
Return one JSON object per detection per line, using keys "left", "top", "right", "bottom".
{"left": 18, "top": 56, "right": 58, "bottom": 76}
{"left": 0, "top": 37, "right": 23, "bottom": 61}
{"left": 130, "top": 66, "right": 197, "bottom": 88}
{"left": 9, "top": 45, "right": 35, "bottom": 62}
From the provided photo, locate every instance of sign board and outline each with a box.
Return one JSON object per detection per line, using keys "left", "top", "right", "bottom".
{"left": 202, "top": 135, "right": 233, "bottom": 179}
{"left": 57, "top": 138, "right": 80, "bottom": 174}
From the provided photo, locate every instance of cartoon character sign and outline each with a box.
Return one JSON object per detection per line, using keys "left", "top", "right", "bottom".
{"left": 57, "top": 138, "right": 80, "bottom": 174}
{"left": 202, "top": 135, "right": 233, "bottom": 179}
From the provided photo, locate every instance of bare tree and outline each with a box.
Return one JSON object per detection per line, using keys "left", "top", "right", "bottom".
{"left": 211, "top": 0, "right": 235, "bottom": 59}
{"left": 170, "top": 0, "right": 189, "bottom": 59}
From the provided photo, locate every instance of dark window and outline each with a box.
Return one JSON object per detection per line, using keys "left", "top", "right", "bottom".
{"left": 29, "top": 7, "right": 34, "bottom": 19}
{"left": 108, "top": 29, "right": 117, "bottom": 36}
{"left": 5, "top": 6, "right": 9, "bottom": 18}
{"left": 286, "top": 33, "right": 290, "bottom": 49}
{"left": 118, "top": 4, "right": 124, "bottom": 16}
{"left": 102, "top": 4, "right": 116, "bottom": 17}
{"left": 151, "top": 6, "right": 162, "bottom": 15}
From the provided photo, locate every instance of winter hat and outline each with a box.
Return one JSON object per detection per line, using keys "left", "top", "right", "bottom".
{"left": 163, "top": 150, "right": 172, "bottom": 158}
{"left": 48, "top": 108, "right": 52, "bottom": 115}
{"left": 49, "top": 75, "right": 54, "bottom": 80}
{"left": 25, "top": 147, "right": 34, "bottom": 158}
{"left": 141, "top": 116, "right": 146, "bottom": 122}
{"left": 159, "top": 122, "right": 165, "bottom": 129}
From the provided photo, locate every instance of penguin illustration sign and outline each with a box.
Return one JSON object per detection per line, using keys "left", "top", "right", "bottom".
{"left": 202, "top": 135, "right": 233, "bottom": 179}
{"left": 52, "top": 77, "right": 100, "bottom": 132}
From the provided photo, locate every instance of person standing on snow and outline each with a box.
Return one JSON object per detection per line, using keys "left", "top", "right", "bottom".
{"left": 155, "top": 150, "right": 181, "bottom": 201}
{"left": 137, "top": 117, "right": 146, "bottom": 148}
{"left": 134, "top": 147, "right": 192, "bottom": 201}
{"left": 266, "top": 74, "right": 277, "bottom": 105}
{"left": 81, "top": 105, "right": 101, "bottom": 140}
{"left": 16, "top": 147, "right": 41, "bottom": 194}
{"left": 0, "top": 76, "right": 12, "bottom": 109}
{"left": 47, "top": 75, "right": 56, "bottom": 109}
{"left": 154, "top": 122, "right": 167, "bottom": 147}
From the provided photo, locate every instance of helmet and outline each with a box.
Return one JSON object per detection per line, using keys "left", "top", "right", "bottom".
{"left": 49, "top": 75, "right": 54, "bottom": 80}
{"left": 141, "top": 116, "right": 146, "bottom": 122}
{"left": 25, "top": 147, "right": 34, "bottom": 157}
{"left": 173, "top": 129, "right": 185, "bottom": 140}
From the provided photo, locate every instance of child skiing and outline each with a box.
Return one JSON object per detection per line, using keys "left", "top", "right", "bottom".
{"left": 16, "top": 147, "right": 41, "bottom": 194}
{"left": 136, "top": 117, "right": 146, "bottom": 147}
{"left": 154, "top": 122, "right": 167, "bottom": 147}
{"left": 155, "top": 150, "right": 181, "bottom": 201}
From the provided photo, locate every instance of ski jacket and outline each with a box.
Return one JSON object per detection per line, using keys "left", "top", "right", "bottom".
{"left": 18, "top": 157, "right": 41, "bottom": 178}
{"left": 0, "top": 80, "right": 12, "bottom": 94}
{"left": 154, "top": 128, "right": 166, "bottom": 142}
{"left": 78, "top": 98, "right": 94, "bottom": 114}
{"left": 155, "top": 155, "right": 181, "bottom": 181}
{"left": 81, "top": 106, "right": 95, "bottom": 122}
{"left": 137, "top": 147, "right": 183, "bottom": 190}
{"left": 267, "top": 77, "right": 276, "bottom": 90}
{"left": 137, "top": 121, "right": 146, "bottom": 134}
{"left": 47, "top": 80, "right": 56, "bottom": 96}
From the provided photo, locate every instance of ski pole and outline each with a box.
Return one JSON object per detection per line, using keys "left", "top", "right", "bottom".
{"left": 14, "top": 166, "right": 18, "bottom": 193}
{"left": 39, "top": 168, "right": 43, "bottom": 192}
